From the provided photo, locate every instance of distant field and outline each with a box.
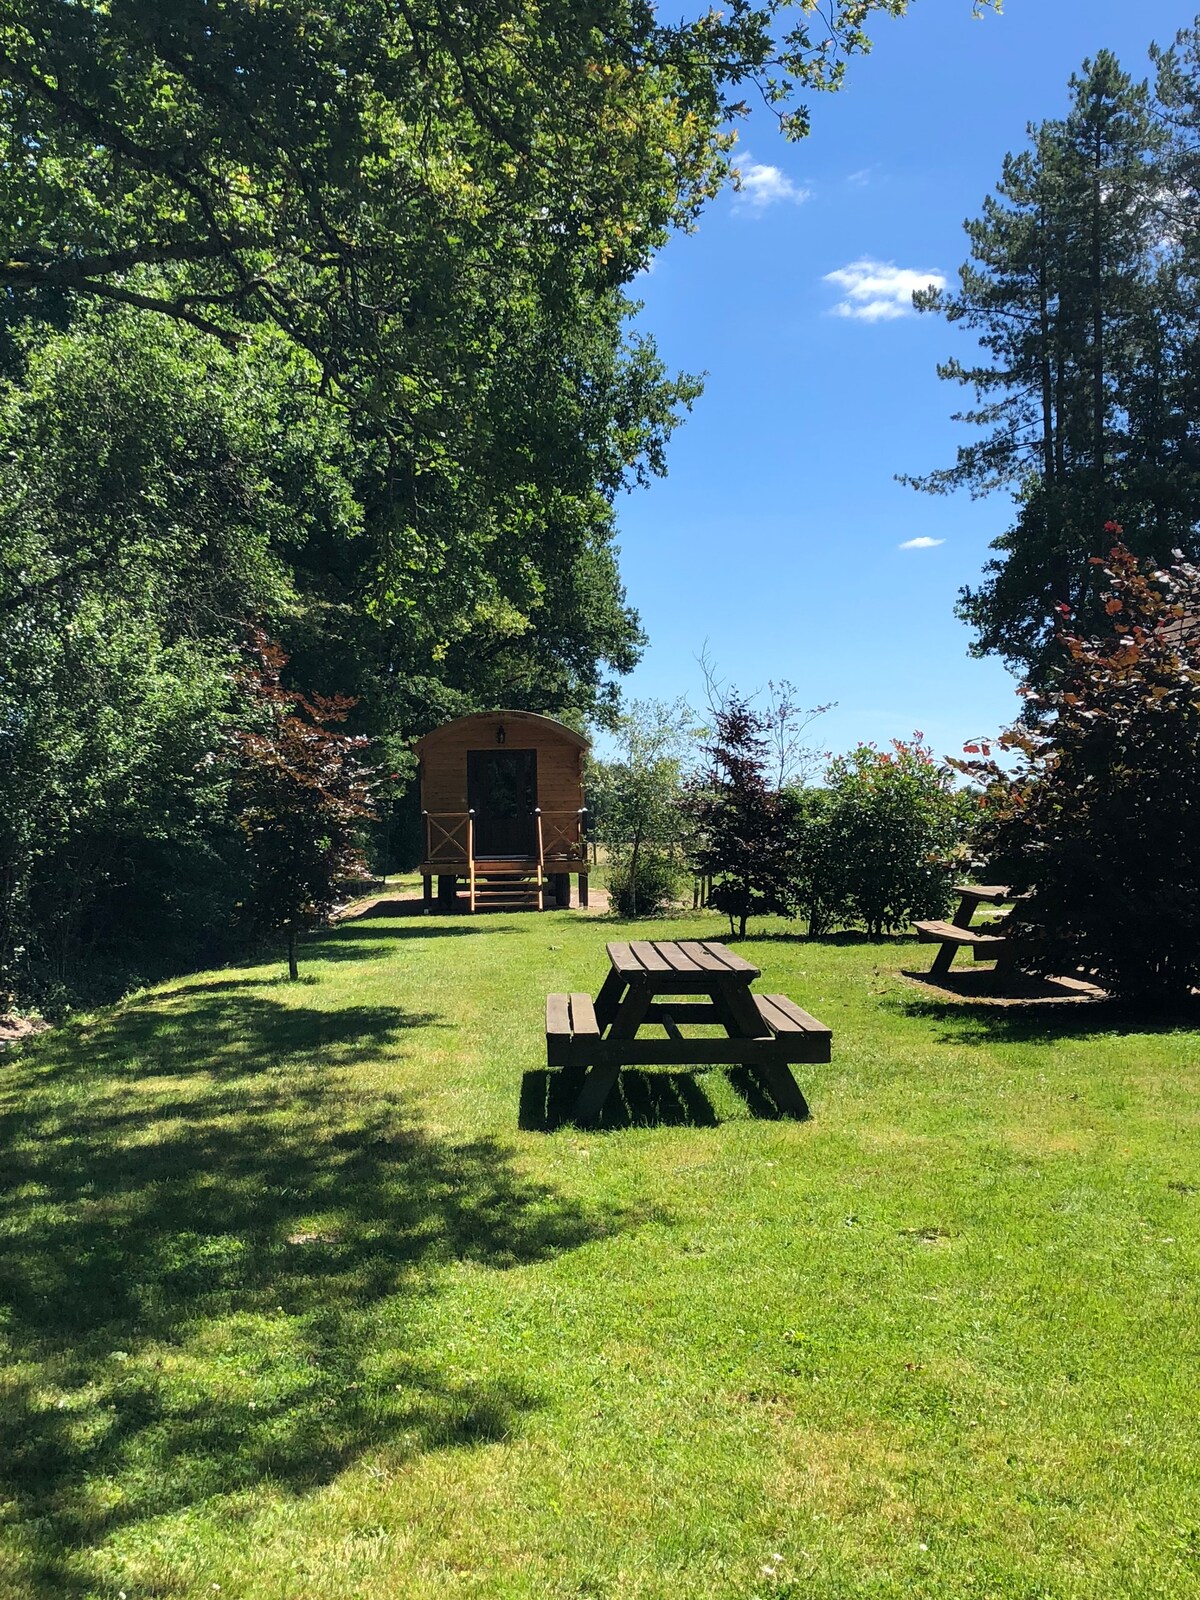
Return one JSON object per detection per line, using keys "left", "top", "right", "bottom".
{"left": 2, "top": 881, "right": 1198, "bottom": 1599}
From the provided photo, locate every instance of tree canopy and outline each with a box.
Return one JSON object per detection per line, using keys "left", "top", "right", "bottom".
{"left": 958, "top": 544, "right": 1200, "bottom": 1004}
{"left": 0, "top": 0, "right": 990, "bottom": 1004}
{"left": 908, "top": 40, "right": 1200, "bottom": 680}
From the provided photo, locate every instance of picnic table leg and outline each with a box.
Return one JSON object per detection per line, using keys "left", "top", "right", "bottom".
{"left": 593, "top": 968, "right": 627, "bottom": 1030}
{"left": 710, "top": 981, "right": 809, "bottom": 1119}
{"left": 930, "top": 941, "right": 957, "bottom": 977}
{"left": 608, "top": 982, "right": 652, "bottom": 1040}
{"left": 756, "top": 1062, "right": 810, "bottom": 1120}
{"left": 571, "top": 1061, "right": 621, "bottom": 1125}
{"left": 572, "top": 978, "right": 652, "bottom": 1125}
{"left": 993, "top": 945, "right": 1017, "bottom": 980}
{"left": 710, "top": 980, "right": 771, "bottom": 1040}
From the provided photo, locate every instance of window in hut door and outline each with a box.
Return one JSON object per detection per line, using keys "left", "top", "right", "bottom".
{"left": 467, "top": 749, "right": 537, "bottom": 857}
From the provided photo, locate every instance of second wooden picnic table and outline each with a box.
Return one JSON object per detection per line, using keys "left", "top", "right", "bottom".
{"left": 546, "top": 939, "right": 831, "bottom": 1125}
{"left": 915, "top": 884, "right": 1015, "bottom": 977}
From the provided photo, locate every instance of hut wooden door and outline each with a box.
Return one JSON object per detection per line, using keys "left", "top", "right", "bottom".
{"left": 467, "top": 749, "right": 537, "bottom": 857}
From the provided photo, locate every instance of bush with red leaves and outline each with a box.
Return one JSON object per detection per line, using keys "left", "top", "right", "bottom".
{"left": 232, "top": 629, "right": 377, "bottom": 977}
{"left": 959, "top": 545, "right": 1200, "bottom": 1004}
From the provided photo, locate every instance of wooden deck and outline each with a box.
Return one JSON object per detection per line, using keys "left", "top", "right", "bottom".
{"left": 420, "top": 816, "right": 590, "bottom": 911}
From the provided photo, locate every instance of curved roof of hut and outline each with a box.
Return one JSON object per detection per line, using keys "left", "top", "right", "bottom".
{"left": 413, "top": 709, "right": 590, "bottom": 755}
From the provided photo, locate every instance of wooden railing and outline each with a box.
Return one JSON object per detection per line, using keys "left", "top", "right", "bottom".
{"left": 424, "top": 810, "right": 471, "bottom": 866}
{"left": 467, "top": 811, "right": 476, "bottom": 913}
{"left": 538, "top": 808, "right": 588, "bottom": 863}
{"left": 534, "top": 810, "right": 545, "bottom": 911}
{"left": 425, "top": 806, "right": 585, "bottom": 915}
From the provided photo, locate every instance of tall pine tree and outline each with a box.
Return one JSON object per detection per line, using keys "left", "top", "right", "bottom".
{"left": 906, "top": 50, "right": 1200, "bottom": 680}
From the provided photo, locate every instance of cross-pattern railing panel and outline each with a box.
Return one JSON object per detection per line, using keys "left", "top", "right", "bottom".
{"left": 424, "top": 811, "right": 471, "bottom": 864}
{"left": 539, "top": 809, "right": 587, "bottom": 863}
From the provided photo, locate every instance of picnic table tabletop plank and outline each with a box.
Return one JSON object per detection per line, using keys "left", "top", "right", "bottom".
{"left": 605, "top": 941, "right": 642, "bottom": 974}
{"left": 702, "top": 942, "right": 760, "bottom": 975}
{"left": 628, "top": 939, "right": 673, "bottom": 972}
{"left": 951, "top": 884, "right": 1011, "bottom": 904}
{"left": 676, "top": 940, "right": 733, "bottom": 972}
{"left": 655, "top": 941, "right": 705, "bottom": 974}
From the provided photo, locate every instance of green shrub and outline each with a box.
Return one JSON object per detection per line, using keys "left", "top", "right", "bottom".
{"left": 780, "top": 787, "right": 849, "bottom": 937}
{"left": 607, "top": 848, "right": 683, "bottom": 918}
{"left": 823, "top": 737, "right": 971, "bottom": 937}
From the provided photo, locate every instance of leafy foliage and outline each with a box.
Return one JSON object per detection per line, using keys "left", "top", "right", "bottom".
{"left": 779, "top": 786, "right": 847, "bottom": 938}
{"left": 232, "top": 631, "right": 378, "bottom": 978}
{"left": 908, "top": 48, "right": 1200, "bottom": 681}
{"left": 0, "top": 313, "right": 313, "bottom": 1007}
{"left": 606, "top": 850, "right": 685, "bottom": 921}
{"left": 819, "top": 738, "right": 971, "bottom": 938}
{"left": 0, "top": 0, "right": 989, "bottom": 1004}
{"left": 683, "top": 694, "right": 793, "bottom": 939}
{"left": 588, "top": 698, "right": 696, "bottom": 917}
{"left": 0, "top": 0, "right": 965, "bottom": 349}
{"left": 958, "top": 544, "right": 1200, "bottom": 1004}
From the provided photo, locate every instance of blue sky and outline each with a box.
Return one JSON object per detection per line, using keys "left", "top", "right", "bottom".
{"left": 608, "top": 0, "right": 1193, "bottom": 763}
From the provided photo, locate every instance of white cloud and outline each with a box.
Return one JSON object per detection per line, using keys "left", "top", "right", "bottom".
{"left": 824, "top": 258, "right": 946, "bottom": 321}
{"left": 898, "top": 536, "right": 945, "bottom": 550}
{"left": 732, "top": 153, "right": 810, "bottom": 212}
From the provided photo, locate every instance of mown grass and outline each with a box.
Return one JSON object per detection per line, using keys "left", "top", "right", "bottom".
{"left": 2, "top": 883, "right": 1199, "bottom": 1599}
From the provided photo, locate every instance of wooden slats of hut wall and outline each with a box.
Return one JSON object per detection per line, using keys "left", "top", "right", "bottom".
{"left": 418, "top": 713, "right": 586, "bottom": 818}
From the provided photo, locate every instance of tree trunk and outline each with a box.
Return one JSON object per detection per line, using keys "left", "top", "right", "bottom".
{"left": 1038, "top": 245, "right": 1056, "bottom": 482}
{"left": 1091, "top": 151, "right": 1106, "bottom": 495}
{"left": 288, "top": 927, "right": 298, "bottom": 981}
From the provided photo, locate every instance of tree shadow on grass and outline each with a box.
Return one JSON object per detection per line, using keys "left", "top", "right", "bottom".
{"left": 898, "top": 990, "right": 1200, "bottom": 1045}
{"left": 300, "top": 925, "right": 508, "bottom": 965}
{"left": 336, "top": 895, "right": 431, "bottom": 920}
{"left": 0, "top": 992, "right": 618, "bottom": 1597}
{"left": 730, "top": 929, "right": 915, "bottom": 946}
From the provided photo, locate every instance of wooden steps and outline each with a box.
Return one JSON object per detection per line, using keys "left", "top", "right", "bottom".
{"left": 421, "top": 854, "right": 587, "bottom": 912}
{"left": 471, "top": 861, "right": 544, "bottom": 912}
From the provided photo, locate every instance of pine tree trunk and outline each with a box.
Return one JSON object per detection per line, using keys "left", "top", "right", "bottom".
{"left": 1038, "top": 247, "right": 1056, "bottom": 482}
{"left": 1091, "top": 153, "right": 1106, "bottom": 494}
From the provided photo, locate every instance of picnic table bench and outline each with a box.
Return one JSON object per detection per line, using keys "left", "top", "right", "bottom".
{"left": 546, "top": 939, "right": 831, "bottom": 1125}
{"left": 915, "top": 884, "right": 1018, "bottom": 977}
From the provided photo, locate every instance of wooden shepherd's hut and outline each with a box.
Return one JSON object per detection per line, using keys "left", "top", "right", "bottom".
{"left": 415, "top": 711, "right": 589, "bottom": 911}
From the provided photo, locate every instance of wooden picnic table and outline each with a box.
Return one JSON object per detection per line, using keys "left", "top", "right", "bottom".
{"left": 546, "top": 939, "right": 831, "bottom": 1125}
{"left": 915, "top": 884, "right": 1017, "bottom": 977}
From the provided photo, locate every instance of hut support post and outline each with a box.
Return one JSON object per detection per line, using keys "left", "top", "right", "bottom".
{"left": 467, "top": 811, "right": 476, "bottom": 913}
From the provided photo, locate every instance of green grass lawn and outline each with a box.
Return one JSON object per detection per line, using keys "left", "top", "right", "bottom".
{"left": 3, "top": 884, "right": 1200, "bottom": 1600}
